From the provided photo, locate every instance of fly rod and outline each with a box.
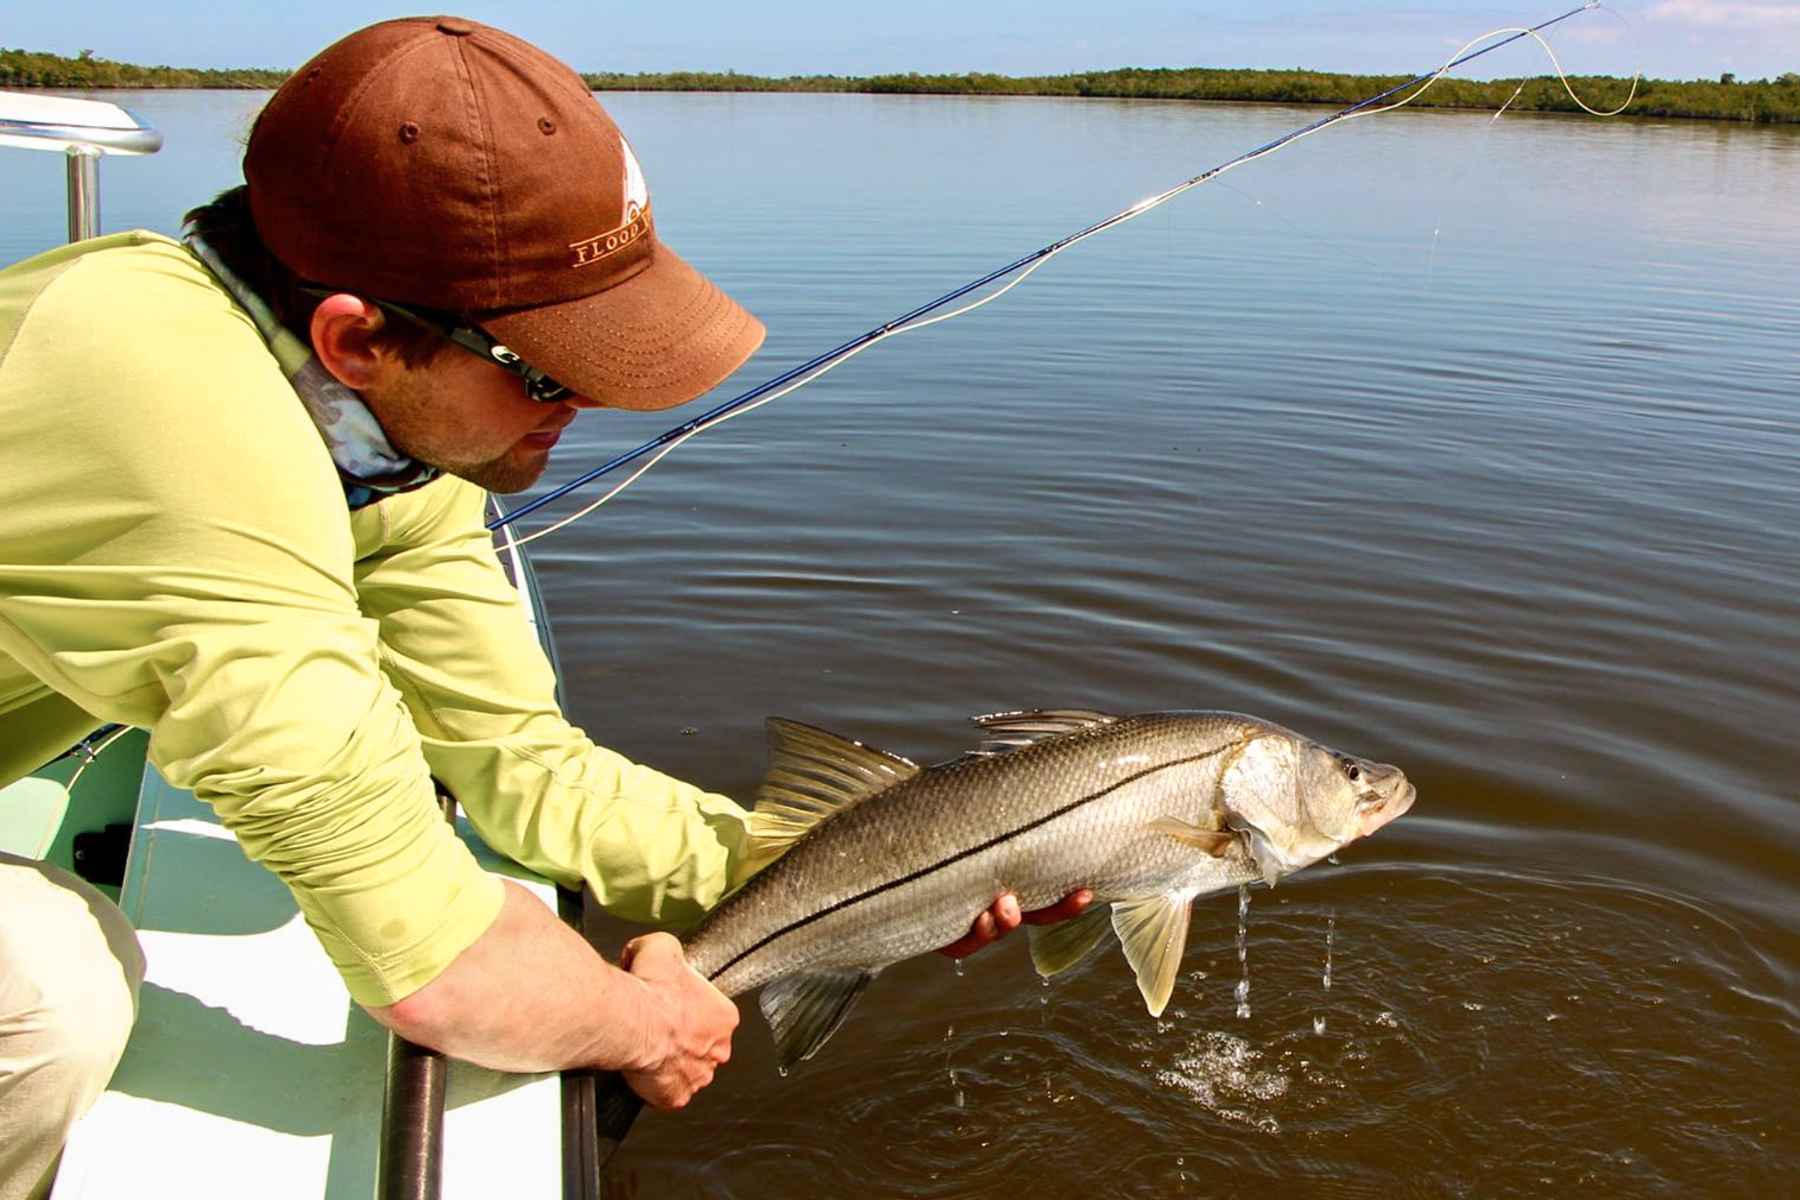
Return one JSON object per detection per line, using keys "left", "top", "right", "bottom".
{"left": 488, "top": 1, "right": 1622, "bottom": 543}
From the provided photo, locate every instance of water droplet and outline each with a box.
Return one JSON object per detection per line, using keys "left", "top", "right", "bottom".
{"left": 776, "top": 1065, "right": 788, "bottom": 1078}
{"left": 952, "top": 958, "right": 965, "bottom": 977}
{"left": 1327, "top": 853, "right": 1340, "bottom": 866}
{"left": 1322, "top": 913, "right": 1335, "bottom": 991}
{"left": 1313, "top": 1015, "right": 1327, "bottom": 1035}
{"left": 1176, "top": 1156, "right": 1186, "bottom": 1167}
{"left": 1235, "top": 885, "right": 1252, "bottom": 1019}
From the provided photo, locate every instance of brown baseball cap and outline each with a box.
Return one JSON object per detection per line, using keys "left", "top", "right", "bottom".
{"left": 245, "top": 15, "right": 763, "bottom": 410}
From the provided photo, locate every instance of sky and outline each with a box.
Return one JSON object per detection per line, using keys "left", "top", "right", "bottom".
{"left": 8, "top": 1, "right": 1798, "bottom": 83}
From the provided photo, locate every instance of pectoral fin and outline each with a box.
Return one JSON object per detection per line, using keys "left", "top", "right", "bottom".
{"left": 1147, "top": 816, "right": 1235, "bottom": 856}
{"left": 1111, "top": 889, "right": 1198, "bottom": 1018}
{"left": 1230, "top": 821, "right": 1285, "bottom": 889}
{"left": 1027, "top": 902, "right": 1114, "bottom": 978}
{"left": 757, "top": 968, "right": 878, "bottom": 1070}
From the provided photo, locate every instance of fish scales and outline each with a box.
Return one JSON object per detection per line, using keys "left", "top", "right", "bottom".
{"left": 690, "top": 712, "right": 1275, "bottom": 995}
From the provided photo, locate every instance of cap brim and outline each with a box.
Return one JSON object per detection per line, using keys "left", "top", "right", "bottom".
{"left": 479, "top": 241, "right": 764, "bottom": 411}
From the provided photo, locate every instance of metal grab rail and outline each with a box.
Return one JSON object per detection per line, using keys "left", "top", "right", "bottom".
{"left": 0, "top": 90, "right": 162, "bottom": 242}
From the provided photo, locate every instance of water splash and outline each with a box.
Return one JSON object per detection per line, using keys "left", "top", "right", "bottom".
{"left": 1235, "top": 885, "right": 1252, "bottom": 1019}
{"left": 1313, "top": 1015, "right": 1328, "bottom": 1035}
{"left": 1155, "top": 1029, "right": 1288, "bottom": 1125}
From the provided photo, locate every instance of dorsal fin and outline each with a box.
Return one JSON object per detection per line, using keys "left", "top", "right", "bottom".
{"left": 965, "top": 709, "right": 1120, "bottom": 756}
{"left": 744, "top": 718, "right": 919, "bottom": 870}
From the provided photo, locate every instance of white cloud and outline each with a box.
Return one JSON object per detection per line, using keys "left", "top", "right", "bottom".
{"left": 1648, "top": 0, "right": 1800, "bottom": 28}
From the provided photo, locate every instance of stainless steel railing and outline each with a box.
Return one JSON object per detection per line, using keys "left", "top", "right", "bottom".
{"left": 0, "top": 91, "right": 162, "bottom": 242}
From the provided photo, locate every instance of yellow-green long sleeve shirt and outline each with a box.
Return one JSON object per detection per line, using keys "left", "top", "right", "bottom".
{"left": 0, "top": 231, "right": 750, "bottom": 1005}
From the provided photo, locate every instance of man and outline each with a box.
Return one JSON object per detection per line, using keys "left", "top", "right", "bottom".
{"left": 0, "top": 17, "right": 1083, "bottom": 1198}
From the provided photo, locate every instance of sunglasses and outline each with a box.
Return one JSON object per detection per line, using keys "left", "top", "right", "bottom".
{"left": 301, "top": 286, "right": 572, "bottom": 403}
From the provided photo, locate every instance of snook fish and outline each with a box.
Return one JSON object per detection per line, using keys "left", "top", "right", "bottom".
{"left": 689, "top": 708, "right": 1416, "bottom": 1069}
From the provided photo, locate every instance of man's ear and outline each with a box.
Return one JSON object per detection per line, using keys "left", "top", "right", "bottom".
{"left": 310, "top": 293, "right": 398, "bottom": 391}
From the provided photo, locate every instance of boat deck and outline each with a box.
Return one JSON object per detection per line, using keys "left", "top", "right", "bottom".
{"left": 50, "top": 768, "right": 564, "bottom": 1198}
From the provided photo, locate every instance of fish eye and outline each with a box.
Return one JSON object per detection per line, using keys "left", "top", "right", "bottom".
{"left": 1342, "top": 760, "right": 1361, "bottom": 781}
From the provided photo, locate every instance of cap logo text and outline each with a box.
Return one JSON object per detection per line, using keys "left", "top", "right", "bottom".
{"left": 570, "top": 202, "right": 651, "bottom": 268}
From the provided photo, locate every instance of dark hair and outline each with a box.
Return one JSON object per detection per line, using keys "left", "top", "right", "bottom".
{"left": 182, "top": 186, "right": 446, "bottom": 368}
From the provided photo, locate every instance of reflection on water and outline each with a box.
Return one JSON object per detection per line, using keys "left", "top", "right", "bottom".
{"left": 6, "top": 88, "right": 1795, "bottom": 1195}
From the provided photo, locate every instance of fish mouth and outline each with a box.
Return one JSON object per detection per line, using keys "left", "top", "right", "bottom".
{"left": 1359, "top": 778, "right": 1416, "bottom": 838}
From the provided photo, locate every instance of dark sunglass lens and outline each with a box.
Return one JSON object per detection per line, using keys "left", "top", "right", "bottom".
{"left": 528, "top": 375, "right": 571, "bottom": 403}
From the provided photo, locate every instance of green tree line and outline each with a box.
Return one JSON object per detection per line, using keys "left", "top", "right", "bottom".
{"left": 0, "top": 48, "right": 286, "bottom": 89}
{"left": 4, "top": 47, "right": 1796, "bottom": 124}
{"left": 581, "top": 67, "right": 1800, "bottom": 124}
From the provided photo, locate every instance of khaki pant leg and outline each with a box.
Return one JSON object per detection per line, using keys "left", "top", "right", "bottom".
{"left": 0, "top": 853, "right": 143, "bottom": 1200}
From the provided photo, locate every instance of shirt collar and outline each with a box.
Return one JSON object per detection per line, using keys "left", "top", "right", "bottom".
{"left": 184, "top": 232, "right": 441, "bottom": 509}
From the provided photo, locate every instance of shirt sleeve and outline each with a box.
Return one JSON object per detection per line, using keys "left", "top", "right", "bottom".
{"left": 352, "top": 476, "right": 753, "bottom": 930}
{"left": 0, "top": 235, "right": 503, "bottom": 1006}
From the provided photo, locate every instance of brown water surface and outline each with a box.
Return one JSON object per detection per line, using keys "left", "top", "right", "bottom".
{"left": 535, "top": 94, "right": 1800, "bottom": 1198}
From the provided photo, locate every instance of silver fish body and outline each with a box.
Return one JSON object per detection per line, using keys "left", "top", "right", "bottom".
{"left": 684, "top": 709, "right": 1414, "bottom": 1069}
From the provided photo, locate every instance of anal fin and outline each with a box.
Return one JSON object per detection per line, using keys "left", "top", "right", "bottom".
{"left": 1111, "top": 889, "right": 1198, "bottom": 1018}
{"left": 1027, "top": 902, "right": 1114, "bottom": 978}
{"left": 758, "top": 968, "right": 878, "bottom": 1071}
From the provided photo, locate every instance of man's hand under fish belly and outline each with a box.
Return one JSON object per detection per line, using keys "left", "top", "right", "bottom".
{"left": 940, "top": 890, "right": 1098, "bottom": 960}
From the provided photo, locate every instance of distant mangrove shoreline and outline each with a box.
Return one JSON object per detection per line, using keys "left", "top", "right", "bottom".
{"left": 4, "top": 48, "right": 1796, "bottom": 125}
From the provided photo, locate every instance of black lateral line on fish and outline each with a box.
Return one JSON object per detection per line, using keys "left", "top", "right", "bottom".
{"left": 707, "top": 741, "right": 1241, "bottom": 982}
